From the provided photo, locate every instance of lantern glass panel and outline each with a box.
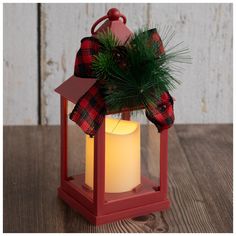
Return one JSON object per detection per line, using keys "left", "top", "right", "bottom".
{"left": 66, "top": 101, "right": 95, "bottom": 199}
{"left": 141, "top": 122, "right": 160, "bottom": 188}
{"left": 132, "top": 112, "right": 160, "bottom": 190}
{"left": 67, "top": 119, "right": 86, "bottom": 178}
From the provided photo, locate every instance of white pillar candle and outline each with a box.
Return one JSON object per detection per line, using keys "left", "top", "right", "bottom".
{"left": 85, "top": 117, "right": 141, "bottom": 193}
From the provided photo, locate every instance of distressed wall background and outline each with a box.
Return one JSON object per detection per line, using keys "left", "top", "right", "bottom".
{"left": 3, "top": 3, "right": 233, "bottom": 125}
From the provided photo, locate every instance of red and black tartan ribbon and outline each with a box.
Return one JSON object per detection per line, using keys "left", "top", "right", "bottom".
{"left": 147, "top": 28, "right": 165, "bottom": 55}
{"left": 70, "top": 81, "right": 106, "bottom": 137}
{"left": 146, "top": 92, "right": 174, "bottom": 132}
{"left": 70, "top": 28, "right": 175, "bottom": 136}
{"left": 74, "top": 37, "right": 102, "bottom": 78}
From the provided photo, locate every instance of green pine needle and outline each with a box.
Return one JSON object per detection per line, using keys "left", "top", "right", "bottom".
{"left": 92, "top": 28, "right": 191, "bottom": 112}
{"left": 96, "top": 29, "right": 121, "bottom": 50}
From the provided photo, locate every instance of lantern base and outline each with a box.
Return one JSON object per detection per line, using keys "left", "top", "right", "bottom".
{"left": 58, "top": 175, "right": 170, "bottom": 225}
{"left": 58, "top": 187, "right": 170, "bottom": 225}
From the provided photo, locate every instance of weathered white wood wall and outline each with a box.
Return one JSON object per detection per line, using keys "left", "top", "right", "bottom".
{"left": 3, "top": 4, "right": 38, "bottom": 125}
{"left": 3, "top": 3, "right": 233, "bottom": 125}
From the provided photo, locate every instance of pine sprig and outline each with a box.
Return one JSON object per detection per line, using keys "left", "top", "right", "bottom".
{"left": 96, "top": 29, "right": 121, "bottom": 50}
{"left": 92, "top": 28, "right": 191, "bottom": 112}
{"left": 92, "top": 30, "right": 120, "bottom": 80}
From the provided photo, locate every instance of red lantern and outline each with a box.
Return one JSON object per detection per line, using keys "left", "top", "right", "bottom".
{"left": 55, "top": 8, "right": 170, "bottom": 225}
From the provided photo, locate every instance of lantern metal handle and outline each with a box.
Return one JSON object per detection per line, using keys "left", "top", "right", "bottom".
{"left": 91, "top": 8, "right": 127, "bottom": 35}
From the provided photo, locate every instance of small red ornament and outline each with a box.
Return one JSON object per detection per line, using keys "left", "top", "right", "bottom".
{"left": 107, "top": 8, "right": 120, "bottom": 21}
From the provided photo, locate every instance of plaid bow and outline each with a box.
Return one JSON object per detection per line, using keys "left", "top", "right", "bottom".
{"left": 70, "top": 29, "right": 175, "bottom": 136}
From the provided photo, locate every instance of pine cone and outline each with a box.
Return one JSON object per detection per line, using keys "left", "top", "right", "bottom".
{"left": 112, "top": 46, "right": 128, "bottom": 69}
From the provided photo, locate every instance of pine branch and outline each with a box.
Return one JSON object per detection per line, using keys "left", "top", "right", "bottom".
{"left": 92, "top": 28, "right": 191, "bottom": 112}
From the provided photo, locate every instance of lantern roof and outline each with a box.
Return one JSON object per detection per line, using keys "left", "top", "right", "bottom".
{"left": 94, "top": 19, "right": 132, "bottom": 44}
{"left": 55, "top": 76, "right": 96, "bottom": 104}
{"left": 92, "top": 8, "right": 132, "bottom": 44}
{"left": 55, "top": 8, "right": 132, "bottom": 104}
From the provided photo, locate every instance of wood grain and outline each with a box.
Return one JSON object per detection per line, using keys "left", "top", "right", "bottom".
{"left": 164, "top": 127, "right": 216, "bottom": 232}
{"left": 175, "top": 124, "right": 233, "bottom": 233}
{"left": 3, "top": 125, "right": 233, "bottom": 232}
{"left": 3, "top": 3, "right": 38, "bottom": 125}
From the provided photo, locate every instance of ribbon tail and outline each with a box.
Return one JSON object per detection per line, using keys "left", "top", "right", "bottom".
{"left": 145, "top": 91, "right": 175, "bottom": 133}
{"left": 70, "top": 81, "right": 106, "bottom": 137}
{"left": 145, "top": 109, "right": 162, "bottom": 133}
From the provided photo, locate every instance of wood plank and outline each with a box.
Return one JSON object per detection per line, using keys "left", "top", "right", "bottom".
{"left": 3, "top": 125, "right": 232, "bottom": 232}
{"left": 3, "top": 4, "right": 38, "bottom": 125}
{"left": 175, "top": 124, "right": 233, "bottom": 233}
{"left": 149, "top": 3, "right": 233, "bottom": 123}
{"left": 3, "top": 126, "right": 65, "bottom": 232}
{"left": 163, "top": 127, "right": 217, "bottom": 232}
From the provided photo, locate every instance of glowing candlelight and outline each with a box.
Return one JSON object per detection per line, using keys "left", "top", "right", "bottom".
{"left": 85, "top": 118, "right": 141, "bottom": 193}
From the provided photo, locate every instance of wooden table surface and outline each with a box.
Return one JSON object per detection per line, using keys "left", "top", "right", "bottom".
{"left": 3, "top": 125, "right": 233, "bottom": 233}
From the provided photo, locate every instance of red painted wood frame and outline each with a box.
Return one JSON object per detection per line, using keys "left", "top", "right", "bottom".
{"left": 58, "top": 96, "right": 170, "bottom": 225}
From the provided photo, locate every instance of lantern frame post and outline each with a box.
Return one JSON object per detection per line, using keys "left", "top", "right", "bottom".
{"left": 160, "top": 129, "right": 168, "bottom": 199}
{"left": 94, "top": 119, "right": 106, "bottom": 215}
{"left": 60, "top": 96, "right": 68, "bottom": 186}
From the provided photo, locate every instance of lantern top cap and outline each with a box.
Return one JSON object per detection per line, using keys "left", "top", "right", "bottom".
{"left": 91, "top": 8, "right": 127, "bottom": 35}
{"left": 107, "top": 8, "right": 121, "bottom": 21}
